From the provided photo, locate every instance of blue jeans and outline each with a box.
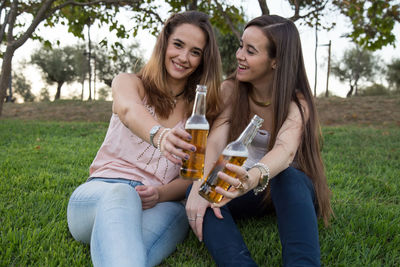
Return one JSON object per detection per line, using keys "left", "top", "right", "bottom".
{"left": 199, "top": 167, "right": 320, "bottom": 267}
{"left": 67, "top": 178, "right": 188, "bottom": 267}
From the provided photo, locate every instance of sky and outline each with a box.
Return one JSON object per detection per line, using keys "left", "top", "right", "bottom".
{"left": 13, "top": 0, "right": 400, "bottom": 101}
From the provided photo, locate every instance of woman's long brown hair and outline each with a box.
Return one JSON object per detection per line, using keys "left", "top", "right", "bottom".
{"left": 138, "top": 11, "right": 222, "bottom": 125}
{"left": 228, "top": 15, "right": 333, "bottom": 226}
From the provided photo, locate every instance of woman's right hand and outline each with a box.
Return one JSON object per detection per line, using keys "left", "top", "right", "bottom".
{"left": 159, "top": 124, "right": 196, "bottom": 165}
{"left": 185, "top": 181, "right": 223, "bottom": 241}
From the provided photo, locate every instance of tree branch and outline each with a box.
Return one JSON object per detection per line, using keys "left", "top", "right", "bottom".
{"left": 0, "top": 9, "right": 10, "bottom": 45}
{"left": 12, "top": 0, "right": 55, "bottom": 49}
{"left": 258, "top": 0, "right": 269, "bottom": 15}
{"left": 214, "top": 0, "right": 241, "bottom": 40}
{"left": 290, "top": 0, "right": 329, "bottom": 22}
{"left": 6, "top": 0, "right": 18, "bottom": 44}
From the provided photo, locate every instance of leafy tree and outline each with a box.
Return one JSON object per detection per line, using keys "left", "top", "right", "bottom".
{"left": 216, "top": 28, "right": 240, "bottom": 77}
{"left": 39, "top": 87, "right": 50, "bottom": 102}
{"left": 95, "top": 43, "right": 145, "bottom": 87}
{"left": 12, "top": 71, "right": 35, "bottom": 102}
{"left": 331, "top": 47, "right": 381, "bottom": 97}
{"left": 386, "top": 58, "right": 400, "bottom": 93}
{"left": 31, "top": 46, "right": 78, "bottom": 100}
{"left": 333, "top": 0, "right": 400, "bottom": 50}
{"left": 97, "top": 86, "right": 110, "bottom": 100}
{"left": 360, "top": 83, "right": 390, "bottom": 96}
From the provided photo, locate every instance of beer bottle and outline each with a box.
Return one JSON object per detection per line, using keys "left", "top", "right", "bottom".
{"left": 180, "top": 85, "right": 209, "bottom": 180}
{"left": 198, "top": 115, "right": 263, "bottom": 203}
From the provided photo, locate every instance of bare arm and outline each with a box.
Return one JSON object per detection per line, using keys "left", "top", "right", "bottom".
{"left": 258, "top": 98, "right": 309, "bottom": 178}
{"left": 111, "top": 73, "right": 193, "bottom": 163}
{"left": 213, "top": 97, "right": 310, "bottom": 206}
{"left": 111, "top": 73, "right": 159, "bottom": 144}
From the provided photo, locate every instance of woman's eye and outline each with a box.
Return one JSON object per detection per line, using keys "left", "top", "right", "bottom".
{"left": 247, "top": 49, "right": 255, "bottom": 55}
{"left": 174, "top": 42, "right": 183, "bottom": 48}
{"left": 191, "top": 50, "right": 201, "bottom": 57}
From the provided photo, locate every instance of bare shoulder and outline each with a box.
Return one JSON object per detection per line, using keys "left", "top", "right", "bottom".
{"left": 112, "top": 73, "right": 145, "bottom": 99}
{"left": 293, "top": 92, "right": 310, "bottom": 120}
{"left": 220, "top": 79, "right": 235, "bottom": 100}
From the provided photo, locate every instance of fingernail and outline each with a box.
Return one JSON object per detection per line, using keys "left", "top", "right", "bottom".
{"left": 187, "top": 135, "right": 192, "bottom": 141}
{"left": 184, "top": 155, "right": 189, "bottom": 160}
{"left": 191, "top": 146, "right": 196, "bottom": 152}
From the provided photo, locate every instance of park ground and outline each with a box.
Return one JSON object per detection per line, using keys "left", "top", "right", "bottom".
{"left": 2, "top": 95, "right": 400, "bottom": 126}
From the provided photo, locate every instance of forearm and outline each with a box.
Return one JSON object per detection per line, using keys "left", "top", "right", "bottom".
{"left": 157, "top": 178, "right": 192, "bottom": 202}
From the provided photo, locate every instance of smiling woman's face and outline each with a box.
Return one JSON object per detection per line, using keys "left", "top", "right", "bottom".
{"left": 235, "top": 26, "right": 275, "bottom": 87}
{"left": 164, "top": 23, "right": 206, "bottom": 84}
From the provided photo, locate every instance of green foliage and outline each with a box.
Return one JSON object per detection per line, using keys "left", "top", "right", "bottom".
{"left": 360, "top": 83, "right": 390, "bottom": 96}
{"left": 95, "top": 42, "right": 145, "bottom": 87}
{"left": 333, "top": 0, "right": 400, "bottom": 50}
{"left": 97, "top": 87, "right": 110, "bottom": 100}
{"left": 386, "top": 58, "right": 400, "bottom": 93}
{"left": 31, "top": 45, "right": 81, "bottom": 100}
{"left": 1, "top": 120, "right": 399, "bottom": 266}
{"left": 215, "top": 28, "right": 239, "bottom": 77}
{"left": 12, "top": 71, "right": 35, "bottom": 102}
{"left": 39, "top": 88, "right": 51, "bottom": 102}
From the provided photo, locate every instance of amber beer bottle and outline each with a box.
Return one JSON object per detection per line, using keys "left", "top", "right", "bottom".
{"left": 198, "top": 115, "right": 264, "bottom": 203}
{"left": 180, "top": 85, "right": 209, "bottom": 180}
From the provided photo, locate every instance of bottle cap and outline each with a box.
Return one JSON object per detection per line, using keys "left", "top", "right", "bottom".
{"left": 196, "top": 84, "right": 207, "bottom": 93}
{"left": 251, "top": 114, "right": 264, "bottom": 128}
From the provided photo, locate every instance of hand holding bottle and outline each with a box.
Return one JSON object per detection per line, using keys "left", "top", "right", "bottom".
{"left": 210, "top": 163, "right": 261, "bottom": 208}
{"left": 158, "top": 124, "right": 196, "bottom": 165}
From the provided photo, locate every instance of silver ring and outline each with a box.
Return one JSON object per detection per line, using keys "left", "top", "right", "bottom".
{"left": 196, "top": 214, "right": 203, "bottom": 218}
{"left": 234, "top": 181, "right": 244, "bottom": 190}
{"left": 243, "top": 174, "right": 249, "bottom": 180}
{"left": 188, "top": 218, "right": 195, "bottom": 221}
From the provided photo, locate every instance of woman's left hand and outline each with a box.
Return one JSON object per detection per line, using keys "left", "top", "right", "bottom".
{"left": 212, "top": 163, "right": 260, "bottom": 208}
{"left": 136, "top": 185, "right": 160, "bottom": 209}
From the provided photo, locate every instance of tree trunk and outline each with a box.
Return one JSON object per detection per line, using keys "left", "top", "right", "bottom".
{"left": 346, "top": 84, "right": 354, "bottom": 98}
{"left": 0, "top": 46, "right": 16, "bottom": 116}
{"left": 81, "top": 81, "right": 84, "bottom": 100}
{"left": 54, "top": 81, "right": 64, "bottom": 100}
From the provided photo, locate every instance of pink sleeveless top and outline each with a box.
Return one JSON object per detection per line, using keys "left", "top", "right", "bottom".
{"left": 89, "top": 104, "right": 183, "bottom": 186}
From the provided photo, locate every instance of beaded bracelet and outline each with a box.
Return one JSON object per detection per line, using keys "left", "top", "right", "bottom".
{"left": 252, "top": 162, "right": 270, "bottom": 195}
{"left": 157, "top": 128, "right": 171, "bottom": 153}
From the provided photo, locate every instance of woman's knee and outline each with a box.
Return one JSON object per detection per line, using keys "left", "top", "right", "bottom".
{"left": 271, "top": 167, "right": 315, "bottom": 204}
{"left": 102, "top": 183, "right": 141, "bottom": 206}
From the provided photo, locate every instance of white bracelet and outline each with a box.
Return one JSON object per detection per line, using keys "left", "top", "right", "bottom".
{"left": 157, "top": 128, "right": 170, "bottom": 153}
{"left": 252, "top": 162, "right": 270, "bottom": 195}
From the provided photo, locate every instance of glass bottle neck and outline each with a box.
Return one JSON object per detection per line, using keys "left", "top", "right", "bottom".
{"left": 192, "top": 91, "right": 206, "bottom": 116}
{"left": 236, "top": 116, "right": 263, "bottom": 146}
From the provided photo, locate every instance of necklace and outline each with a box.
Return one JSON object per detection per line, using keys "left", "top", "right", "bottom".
{"left": 172, "top": 89, "right": 185, "bottom": 104}
{"left": 249, "top": 92, "right": 271, "bottom": 107}
{"left": 173, "top": 89, "right": 185, "bottom": 98}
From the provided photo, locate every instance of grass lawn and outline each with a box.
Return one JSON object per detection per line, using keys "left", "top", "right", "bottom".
{"left": 1, "top": 119, "right": 399, "bottom": 266}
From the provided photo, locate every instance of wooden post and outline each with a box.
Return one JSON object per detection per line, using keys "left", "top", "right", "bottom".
{"left": 325, "top": 40, "right": 331, "bottom": 97}
{"left": 314, "top": 21, "right": 318, "bottom": 97}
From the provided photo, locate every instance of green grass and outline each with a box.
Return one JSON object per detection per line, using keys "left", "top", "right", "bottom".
{"left": 1, "top": 119, "right": 399, "bottom": 266}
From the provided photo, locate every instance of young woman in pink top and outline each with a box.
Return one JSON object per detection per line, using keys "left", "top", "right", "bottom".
{"left": 186, "top": 15, "right": 333, "bottom": 266}
{"left": 67, "top": 11, "right": 222, "bottom": 267}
